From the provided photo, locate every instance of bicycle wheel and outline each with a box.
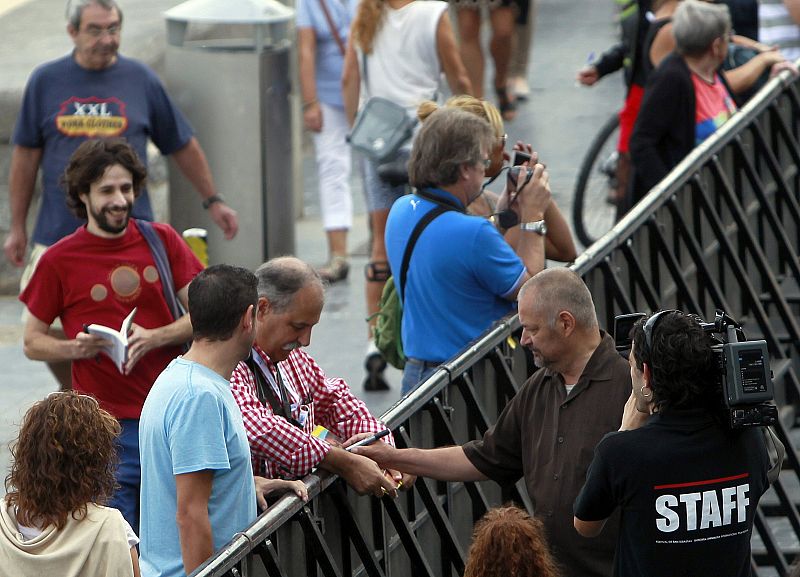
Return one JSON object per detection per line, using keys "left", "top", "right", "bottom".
{"left": 572, "top": 114, "right": 622, "bottom": 247}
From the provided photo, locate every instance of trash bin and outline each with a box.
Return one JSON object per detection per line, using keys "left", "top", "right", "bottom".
{"left": 164, "top": 0, "right": 295, "bottom": 269}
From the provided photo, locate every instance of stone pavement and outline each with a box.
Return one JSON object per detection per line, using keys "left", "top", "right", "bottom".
{"left": 0, "top": 0, "right": 624, "bottom": 491}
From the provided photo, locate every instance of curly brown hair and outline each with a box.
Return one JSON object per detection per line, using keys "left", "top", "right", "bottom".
{"left": 4, "top": 392, "right": 121, "bottom": 530}
{"left": 351, "top": 0, "right": 385, "bottom": 54}
{"left": 464, "top": 506, "right": 561, "bottom": 577}
{"left": 62, "top": 138, "right": 146, "bottom": 220}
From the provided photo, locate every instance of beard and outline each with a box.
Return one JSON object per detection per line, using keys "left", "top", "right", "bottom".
{"left": 531, "top": 349, "right": 557, "bottom": 371}
{"left": 90, "top": 202, "right": 132, "bottom": 234}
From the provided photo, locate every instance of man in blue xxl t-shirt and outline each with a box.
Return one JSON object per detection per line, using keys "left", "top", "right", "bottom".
{"left": 140, "top": 265, "right": 262, "bottom": 577}
{"left": 6, "top": 0, "right": 239, "bottom": 389}
{"left": 385, "top": 107, "right": 552, "bottom": 394}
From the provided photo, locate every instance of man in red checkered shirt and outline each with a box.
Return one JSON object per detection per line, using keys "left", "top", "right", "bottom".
{"left": 229, "top": 256, "right": 404, "bottom": 497}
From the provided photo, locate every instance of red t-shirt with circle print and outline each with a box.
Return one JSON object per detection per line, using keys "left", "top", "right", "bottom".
{"left": 20, "top": 219, "right": 203, "bottom": 419}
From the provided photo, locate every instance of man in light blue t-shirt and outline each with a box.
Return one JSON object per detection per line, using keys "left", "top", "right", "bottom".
{"left": 139, "top": 265, "right": 260, "bottom": 577}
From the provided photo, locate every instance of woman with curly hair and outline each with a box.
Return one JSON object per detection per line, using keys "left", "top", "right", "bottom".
{"left": 0, "top": 391, "right": 139, "bottom": 577}
{"left": 342, "top": 0, "right": 472, "bottom": 390}
{"left": 464, "top": 506, "right": 560, "bottom": 577}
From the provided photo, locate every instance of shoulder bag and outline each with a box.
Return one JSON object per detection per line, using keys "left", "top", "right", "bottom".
{"left": 348, "top": 53, "right": 417, "bottom": 163}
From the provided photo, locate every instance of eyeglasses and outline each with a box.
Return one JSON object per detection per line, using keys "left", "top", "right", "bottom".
{"left": 482, "top": 157, "right": 492, "bottom": 169}
{"left": 83, "top": 24, "right": 121, "bottom": 38}
{"left": 497, "top": 133, "right": 508, "bottom": 148}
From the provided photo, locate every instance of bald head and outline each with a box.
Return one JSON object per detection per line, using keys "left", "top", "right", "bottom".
{"left": 255, "top": 256, "right": 324, "bottom": 312}
{"left": 519, "top": 268, "right": 598, "bottom": 329}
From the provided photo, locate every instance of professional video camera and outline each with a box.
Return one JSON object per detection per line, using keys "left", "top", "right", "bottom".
{"left": 613, "top": 310, "right": 777, "bottom": 429}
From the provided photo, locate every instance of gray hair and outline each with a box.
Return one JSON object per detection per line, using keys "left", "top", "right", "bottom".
{"left": 673, "top": 0, "right": 731, "bottom": 57}
{"left": 519, "top": 268, "right": 598, "bottom": 329}
{"left": 66, "top": 0, "right": 122, "bottom": 29}
{"left": 255, "top": 256, "right": 323, "bottom": 313}
{"left": 408, "top": 107, "right": 495, "bottom": 189}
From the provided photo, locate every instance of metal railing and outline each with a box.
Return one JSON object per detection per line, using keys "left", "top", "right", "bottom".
{"left": 192, "top": 68, "right": 800, "bottom": 577}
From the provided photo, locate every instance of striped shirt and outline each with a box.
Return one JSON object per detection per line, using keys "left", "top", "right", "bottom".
{"left": 759, "top": 0, "right": 800, "bottom": 61}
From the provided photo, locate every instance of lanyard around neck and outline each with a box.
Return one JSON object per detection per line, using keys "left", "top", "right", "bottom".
{"left": 246, "top": 350, "right": 301, "bottom": 428}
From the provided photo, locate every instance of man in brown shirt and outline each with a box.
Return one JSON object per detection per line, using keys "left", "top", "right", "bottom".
{"left": 352, "top": 268, "right": 631, "bottom": 577}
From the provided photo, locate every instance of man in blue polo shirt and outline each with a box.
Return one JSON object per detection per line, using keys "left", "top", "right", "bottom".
{"left": 385, "top": 107, "right": 552, "bottom": 394}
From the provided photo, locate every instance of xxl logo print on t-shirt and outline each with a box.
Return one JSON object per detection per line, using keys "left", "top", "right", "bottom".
{"left": 56, "top": 96, "right": 128, "bottom": 137}
{"left": 653, "top": 473, "right": 751, "bottom": 544}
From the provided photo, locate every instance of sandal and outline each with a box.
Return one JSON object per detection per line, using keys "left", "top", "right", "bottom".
{"left": 496, "top": 86, "right": 517, "bottom": 122}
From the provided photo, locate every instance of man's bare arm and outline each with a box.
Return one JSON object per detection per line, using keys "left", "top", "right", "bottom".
{"left": 4, "top": 145, "right": 43, "bottom": 266}
{"left": 321, "top": 447, "right": 400, "bottom": 497}
{"left": 353, "top": 443, "right": 487, "bottom": 482}
{"left": 23, "top": 315, "right": 108, "bottom": 363}
{"left": 505, "top": 163, "right": 553, "bottom": 300}
{"left": 170, "top": 138, "right": 238, "bottom": 240}
{"left": 574, "top": 517, "right": 607, "bottom": 537}
{"left": 176, "top": 469, "right": 214, "bottom": 575}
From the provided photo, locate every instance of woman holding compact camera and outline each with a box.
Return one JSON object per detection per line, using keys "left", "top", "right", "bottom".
{"left": 342, "top": 0, "right": 472, "bottom": 390}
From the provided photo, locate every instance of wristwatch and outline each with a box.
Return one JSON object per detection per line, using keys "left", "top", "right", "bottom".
{"left": 202, "top": 194, "right": 225, "bottom": 210}
{"left": 520, "top": 220, "right": 547, "bottom": 236}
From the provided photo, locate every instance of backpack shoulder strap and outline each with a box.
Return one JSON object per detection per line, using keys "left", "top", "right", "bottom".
{"left": 398, "top": 205, "right": 450, "bottom": 301}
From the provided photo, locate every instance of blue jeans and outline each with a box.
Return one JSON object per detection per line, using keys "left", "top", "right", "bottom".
{"left": 401, "top": 358, "right": 439, "bottom": 396}
{"left": 109, "top": 418, "right": 140, "bottom": 535}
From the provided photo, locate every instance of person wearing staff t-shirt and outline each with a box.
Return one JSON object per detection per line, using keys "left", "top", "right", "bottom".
{"left": 574, "top": 310, "right": 779, "bottom": 577}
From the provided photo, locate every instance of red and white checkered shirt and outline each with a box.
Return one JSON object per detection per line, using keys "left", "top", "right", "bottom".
{"left": 230, "top": 345, "right": 394, "bottom": 479}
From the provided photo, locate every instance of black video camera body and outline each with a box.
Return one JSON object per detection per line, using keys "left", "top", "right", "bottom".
{"left": 613, "top": 310, "right": 777, "bottom": 429}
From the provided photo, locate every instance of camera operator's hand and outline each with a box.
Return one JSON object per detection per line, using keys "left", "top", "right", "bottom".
{"left": 619, "top": 390, "right": 651, "bottom": 431}
{"left": 516, "top": 163, "right": 552, "bottom": 222}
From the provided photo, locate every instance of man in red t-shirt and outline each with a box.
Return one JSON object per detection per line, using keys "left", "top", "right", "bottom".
{"left": 19, "top": 138, "right": 204, "bottom": 535}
